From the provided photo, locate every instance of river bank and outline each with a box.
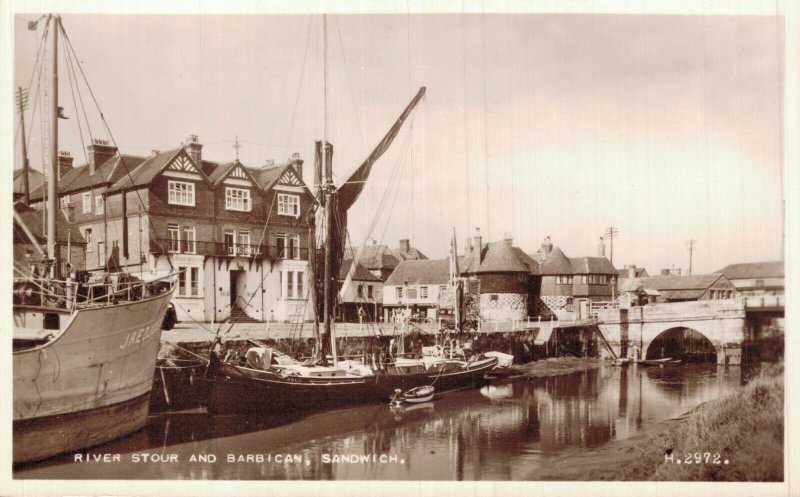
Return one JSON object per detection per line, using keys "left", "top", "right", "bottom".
{"left": 528, "top": 362, "right": 784, "bottom": 481}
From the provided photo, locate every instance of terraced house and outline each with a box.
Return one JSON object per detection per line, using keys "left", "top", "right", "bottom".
{"left": 28, "top": 135, "right": 314, "bottom": 323}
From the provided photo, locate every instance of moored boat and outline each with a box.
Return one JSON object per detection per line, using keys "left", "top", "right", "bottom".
{"left": 13, "top": 14, "right": 178, "bottom": 464}
{"left": 390, "top": 385, "right": 435, "bottom": 405}
{"left": 13, "top": 275, "right": 176, "bottom": 463}
{"left": 206, "top": 16, "right": 430, "bottom": 416}
{"left": 636, "top": 357, "right": 673, "bottom": 366}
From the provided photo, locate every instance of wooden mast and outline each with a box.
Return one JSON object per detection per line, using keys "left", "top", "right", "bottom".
{"left": 46, "top": 14, "right": 60, "bottom": 278}
{"left": 16, "top": 87, "right": 31, "bottom": 205}
{"left": 321, "top": 14, "right": 339, "bottom": 368}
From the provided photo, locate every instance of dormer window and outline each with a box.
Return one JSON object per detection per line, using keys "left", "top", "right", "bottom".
{"left": 225, "top": 187, "right": 251, "bottom": 212}
{"left": 168, "top": 180, "right": 195, "bottom": 206}
{"left": 278, "top": 193, "right": 300, "bottom": 217}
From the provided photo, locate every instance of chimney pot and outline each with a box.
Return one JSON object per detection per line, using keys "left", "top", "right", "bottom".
{"left": 473, "top": 228, "right": 483, "bottom": 264}
{"left": 291, "top": 153, "right": 304, "bottom": 181}
{"left": 87, "top": 140, "right": 117, "bottom": 176}
{"left": 399, "top": 239, "right": 410, "bottom": 253}
{"left": 57, "top": 151, "right": 74, "bottom": 180}
{"left": 541, "top": 236, "right": 553, "bottom": 258}
{"left": 264, "top": 159, "right": 274, "bottom": 167}
{"left": 184, "top": 135, "right": 202, "bottom": 165}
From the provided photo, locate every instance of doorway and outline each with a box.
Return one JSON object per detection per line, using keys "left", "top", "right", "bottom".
{"left": 229, "top": 270, "right": 246, "bottom": 307}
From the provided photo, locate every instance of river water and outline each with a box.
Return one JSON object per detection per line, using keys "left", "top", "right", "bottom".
{"left": 15, "top": 363, "right": 754, "bottom": 480}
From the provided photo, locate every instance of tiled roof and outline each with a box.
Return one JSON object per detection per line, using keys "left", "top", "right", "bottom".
{"left": 13, "top": 206, "right": 86, "bottom": 245}
{"left": 248, "top": 163, "right": 293, "bottom": 191}
{"left": 28, "top": 154, "right": 147, "bottom": 200}
{"left": 385, "top": 259, "right": 451, "bottom": 286}
{"left": 539, "top": 247, "right": 573, "bottom": 275}
{"left": 570, "top": 257, "right": 617, "bottom": 275}
{"left": 715, "top": 261, "right": 784, "bottom": 280}
{"left": 206, "top": 161, "right": 238, "bottom": 184}
{"left": 339, "top": 259, "right": 382, "bottom": 282}
{"left": 107, "top": 149, "right": 184, "bottom": 192}
{"left": 474, "top": 241, "right": 538, "bottom": 274}
{"left": 199, "top": 160, "right": 220, "bottom": 176}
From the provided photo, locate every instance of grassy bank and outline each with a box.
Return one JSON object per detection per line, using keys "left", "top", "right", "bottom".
{"left": 531, "top": 362, "right": 784, "bottom": 481}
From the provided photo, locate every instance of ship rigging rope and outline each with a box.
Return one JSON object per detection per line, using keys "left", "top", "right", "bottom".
{"left": 60, "top": 28, "right": 93, "bottom": 172}
{"left": 14, "top": 19, "right": 48, "bottom": 148}
{"left": 333, "top": 15, "right": 365, "bottom": 148}
{"left": 283, "top": 15, "right": 314, "bottom": 158}
{"left": 58, "top": 21, "right": 126, "bottom": 265}
{"left": 59, "top": 22, "right": 173, "bottom": 265}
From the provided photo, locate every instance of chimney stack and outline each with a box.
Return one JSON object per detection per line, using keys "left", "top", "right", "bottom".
{"left": 184, "top": 134, "right": 202, "bottom": 165}
{"left": 399, "top": 239, "right": 410, "bottom": 254}
{"left": 628, "top": 265, "right": 636, "bottom": 279}
{"left": 87, "top": 139, "right": 117, "bottom": 176}
{"left": 598, "top": 237, "right": 606, "bottom": 257}
{"left": 291, "top": 152, "right": 303, "bottom": 181}
{"left": 473, "top": 228, "right": 483, "bottom": 264}
{"left": 57, "top": 151, "right": 73, "bottom": 180}
{"left": 541, "top": 236, "right": 553, "bottom": 259}
{"left": 502, "top": 237, "right": 513, "bottom": 247}
{"left": 264, "top": 159, "right": 275, "bottom": 168}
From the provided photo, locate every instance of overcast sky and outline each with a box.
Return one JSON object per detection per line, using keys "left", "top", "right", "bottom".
{"left": 13, "top": 11, "right": 784, "bottom": 274}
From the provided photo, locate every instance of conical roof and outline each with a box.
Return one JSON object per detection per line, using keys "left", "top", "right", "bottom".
{"left": 474, "top": 241, "right": 530, "bottom": 274}
{"left": 539, "top": 247, "right": 573, "bottom": 275}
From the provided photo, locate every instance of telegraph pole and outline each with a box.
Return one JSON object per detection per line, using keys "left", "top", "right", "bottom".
{"left": 602, "top": 226, "right": 620, "bottom": 264}
{"left": 686, "top": 239, "right": 697, "bottom": 275}
{"left": 16, "top": 87, "right": 30, "bottom": 205}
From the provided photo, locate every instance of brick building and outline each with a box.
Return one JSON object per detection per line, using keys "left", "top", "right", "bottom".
{"left": 28, "top": 136, "right": 314, "bottom": 323}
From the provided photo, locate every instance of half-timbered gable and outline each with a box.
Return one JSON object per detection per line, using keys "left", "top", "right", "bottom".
{"left": 208, "top": 160, "right": 267, "bottom": 261}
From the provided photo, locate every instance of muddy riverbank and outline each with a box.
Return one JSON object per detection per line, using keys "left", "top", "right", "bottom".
{"left": 528, "top": 362, "right": 784, "bottom": 481}
{"left": 497, "top": 356, "right": 601, "bottom": 380}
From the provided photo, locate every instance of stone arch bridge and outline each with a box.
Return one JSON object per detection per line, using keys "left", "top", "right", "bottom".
{"left": 594, "top": 299, "right": 747, "bottom": 365}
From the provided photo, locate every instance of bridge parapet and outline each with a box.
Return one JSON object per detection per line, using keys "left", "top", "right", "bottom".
{"left": 744, "top": 295, "right": 784, "bottom": 310}
{"left": 595, "top": 298, "right": 745, "bottom": 324}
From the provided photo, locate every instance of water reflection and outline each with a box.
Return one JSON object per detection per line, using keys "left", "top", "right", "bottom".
{"left": 15, "top": 364, "right": 752, "bottom": 480}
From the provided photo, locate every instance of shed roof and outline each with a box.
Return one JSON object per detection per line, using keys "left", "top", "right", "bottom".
{"left": 620, "top": 274, "right": 732, "bottom": 295}
{"left": 715, "top": 261, "right": 784, "bottom": 280}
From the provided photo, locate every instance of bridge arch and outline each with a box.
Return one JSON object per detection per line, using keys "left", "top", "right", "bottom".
{"left": 643, "top": 326, "right": 719, "bottom": 363}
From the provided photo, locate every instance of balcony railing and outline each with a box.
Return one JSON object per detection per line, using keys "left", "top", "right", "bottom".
{"left": 150, "top": 238, "right": 308, "bottom": 260}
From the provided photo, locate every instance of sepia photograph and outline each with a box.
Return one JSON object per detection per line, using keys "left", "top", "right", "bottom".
{"left": 1, "top": 1, "right": 796, "bottom": 496}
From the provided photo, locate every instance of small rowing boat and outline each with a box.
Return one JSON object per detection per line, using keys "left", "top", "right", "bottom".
{"left": 390, "top": 385, "right": 435, "bottom": 405}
